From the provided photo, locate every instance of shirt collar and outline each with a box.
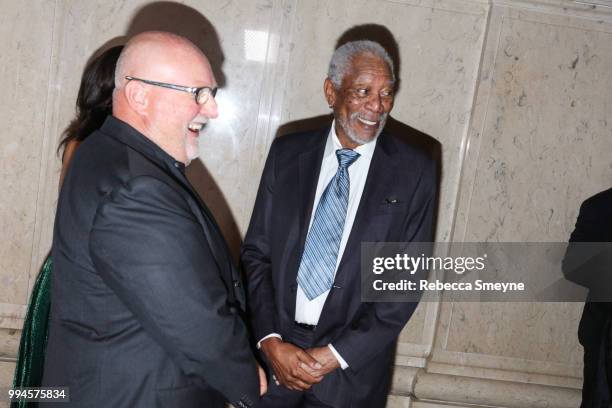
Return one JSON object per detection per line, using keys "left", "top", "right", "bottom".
{"left": 101, "top": 116, "right": 186, "bottom": 173}
{"left": 324, "top": 120, "right": 377, "bottom": 161}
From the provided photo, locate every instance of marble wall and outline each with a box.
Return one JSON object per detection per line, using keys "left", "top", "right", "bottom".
{"left": 1, "top": 0, "right": 611, "bottom": 406}
{"left": 433, "top": 1, "right": 612, "bottom": 407}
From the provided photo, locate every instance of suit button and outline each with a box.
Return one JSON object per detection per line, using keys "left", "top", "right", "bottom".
{"left": 233, "top": 280, "right": 241, "bottom": 288}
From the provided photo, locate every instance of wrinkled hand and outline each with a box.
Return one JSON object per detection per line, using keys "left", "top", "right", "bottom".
{"left": 258, "top": 364, "right": 268, "bottom": 396}
{"left": 303, "top": 346, "right": 340, "bottom": 377}
{"left": 260, "top": 337, "right": 323, "bottom": 391}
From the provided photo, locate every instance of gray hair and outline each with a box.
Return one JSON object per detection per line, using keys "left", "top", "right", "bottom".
{"left": 327, "top": 40, "right": 395, "bottom": 88}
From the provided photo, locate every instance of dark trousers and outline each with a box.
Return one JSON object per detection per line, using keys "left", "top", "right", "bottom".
{"left": 581, "top": 319, "right": 612, "bottom": 408}
{"left": 608, "top": 320, "right": 612, "bottom": 394}
{"left": 257, "top": 324, "right": 334, "bottom": 408}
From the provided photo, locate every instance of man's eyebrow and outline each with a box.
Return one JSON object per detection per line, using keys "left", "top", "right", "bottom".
{"left": 352, "top": 73, "right": 394, "bottom": 81}
{"left": 351, "top": 80, "right": 395, "bottom": 87}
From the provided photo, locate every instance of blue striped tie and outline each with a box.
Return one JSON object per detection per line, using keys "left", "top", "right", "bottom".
{"left": 297, "top": 148, "right": 360, "bottom": 300}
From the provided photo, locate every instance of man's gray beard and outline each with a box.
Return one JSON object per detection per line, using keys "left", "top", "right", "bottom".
{"left": 185, "top": 136, "right": 200, "bottom": 166}
{"left": 337, "top": 112, "right": 388, "bottom": 145}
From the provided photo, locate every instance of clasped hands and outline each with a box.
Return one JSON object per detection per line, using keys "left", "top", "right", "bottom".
{"left": 260, "top": 337, "right": 340, "bottom": 391}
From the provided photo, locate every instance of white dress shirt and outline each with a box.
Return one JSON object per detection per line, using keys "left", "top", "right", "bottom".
{"left": 258, "top": 122, "right": 377, "bottom": 370}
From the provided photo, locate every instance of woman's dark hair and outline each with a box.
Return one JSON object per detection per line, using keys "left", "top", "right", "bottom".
{"left": 58, "top": 45, "right": 123, "bottom": 159}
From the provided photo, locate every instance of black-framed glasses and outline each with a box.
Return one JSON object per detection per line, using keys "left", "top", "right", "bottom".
{"left": 125, "top": 76, "right": 217, "bottom": 105}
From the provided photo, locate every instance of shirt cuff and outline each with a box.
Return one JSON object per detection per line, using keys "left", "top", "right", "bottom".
{"left": 328, "top": 344, "right": 349, "bottom": 369}
{"left": 257, "top": 333, "right": 283, "bottom": 349}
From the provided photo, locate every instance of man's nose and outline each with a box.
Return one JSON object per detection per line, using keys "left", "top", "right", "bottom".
{"left": 365, "top": 94, "right": 384, "bottom": 113}
{"left": 201, "top": 96, "right": 219, "bottom": 119}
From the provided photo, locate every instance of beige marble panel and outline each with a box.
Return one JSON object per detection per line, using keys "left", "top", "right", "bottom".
{"left": 462, "top": 14, "right": 612, "bottom": 242}
{"left": 440, "top": 302, "right": 583, "bottom": 368}
{"left": 189, "top": 0, "right": 293, "bottom": 256}
{"left": 0, "top": 326, "right": 19, "bottom": 395}
{"left": 437, "top": 0, "right": 612, "bottom": 387}
{"left": 406, "top": 401, "right": 465, "bottom": 408}
{"left": 0, "top": 361, "right": 16, "bottom": 408}
{"left": 0, "top": 330, "right": 18, "bottom": 408}
{"left": 496, "top": 0, "right": 612, "bottom": 24}
{"left": 413, "top": 371, "right": 580, "bottom": 408}
{"left": 398, "top": 304, "right": 428, "bottom": 345}
{"left": 0, "top": 328, "right": 20, "bottom": 360}
{"left": 389, "top": 397, "right": 486, "bottom": 408}
{"left": 0, "top": 304, "right": 27, "bottom": 333}
{"left": 0, "top": 1, "right": 56, "bottom": 306}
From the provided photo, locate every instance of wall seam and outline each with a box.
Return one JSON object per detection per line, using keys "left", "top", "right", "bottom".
{"left": 24, "top": 0, "right": 61, "bottom": 313}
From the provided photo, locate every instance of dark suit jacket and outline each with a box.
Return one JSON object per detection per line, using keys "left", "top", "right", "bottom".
{"left": 564, "top": 188, "right": 612, "bottom": 408}
{"left": 241, "top": 125, "right": 437, "bottom": 408}
{"left": 42, "top": 116, "right": 258, "bottom": 408}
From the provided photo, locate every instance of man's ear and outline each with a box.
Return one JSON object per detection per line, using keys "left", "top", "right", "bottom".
{"left": 124, "top": 80, "right": 148, "bottom": 114}
{"left": 323, "top": 78, "right": 337, "bottom": 109}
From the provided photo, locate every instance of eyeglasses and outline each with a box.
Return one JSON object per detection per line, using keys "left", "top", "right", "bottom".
{"left": 125, "top": 76, "right": 217, "bottom": 105}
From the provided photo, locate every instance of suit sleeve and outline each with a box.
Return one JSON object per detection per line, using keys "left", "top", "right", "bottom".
{"left": 331, "top": 156, "right": 437, "bottom": 372}
{"left": 563, "top": 195, "right": 612, "bottom": 298}
{"left": 241, "top": 140, "right": 280, "bottom": 342}
{"left": 89, "top": 176, "right": 258, "bottom": 407}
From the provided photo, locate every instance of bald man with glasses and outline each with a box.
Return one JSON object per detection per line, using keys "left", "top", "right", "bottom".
{"left": 42, "top": 31, "right": 264, "bottom": 408}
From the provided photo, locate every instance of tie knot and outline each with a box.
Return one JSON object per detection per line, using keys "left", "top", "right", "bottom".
{"left": 335, "top": 149, "right": 360, "bottom": 169}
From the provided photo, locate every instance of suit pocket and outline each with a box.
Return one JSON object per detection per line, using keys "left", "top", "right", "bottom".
{"left": 372, "top": 202, "right": 408, "bottom": 215}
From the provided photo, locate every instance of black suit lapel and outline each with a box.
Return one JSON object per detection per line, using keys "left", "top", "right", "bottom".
{"left": 297, "top": 131, "right": 328, "bottom": 246}
{"left": 167, "top": 164, "right": 239, "bottom": 305}
{"left": 283, "top": 128, "right": 328, "bottom": 316}
{"left": 334, "top": 132, "right": 399, "bottom": 287}
{"left": 101, "top": 117, "right": 238, "bottom": 304}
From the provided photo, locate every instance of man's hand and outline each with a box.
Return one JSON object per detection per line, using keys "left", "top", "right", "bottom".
{"left": 260, "top": 337, "right": 323, "bottom": 390}
{"left": 258, "top": 364, "right": 268, "bottom": 396}
{"left": 303, "top": 346, "right": 341, "bottom": 377}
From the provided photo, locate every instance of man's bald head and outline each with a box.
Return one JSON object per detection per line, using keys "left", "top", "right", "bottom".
{"left": 112, "top": 31, "right": 218, "bottom": 165}
{"left": 114, "top": 31, "right": 213, "bottom": 89}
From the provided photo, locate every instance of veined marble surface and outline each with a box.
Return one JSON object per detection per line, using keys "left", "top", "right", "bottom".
{"left": 462, "top": 12, "right": 612, "bottom": 243}
{"left": 0, "top": 360, "right": 16, "bottom": 408}
{"left": 0, "top": 0, "right": 56, "bottom": 307}
{"left": 433, "top": 0, "right": 611, "bottom": 402}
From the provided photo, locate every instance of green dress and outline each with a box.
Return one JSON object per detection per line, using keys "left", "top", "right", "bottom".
{"left": 11, "top": 256, "right": 52, "bottom": 408}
